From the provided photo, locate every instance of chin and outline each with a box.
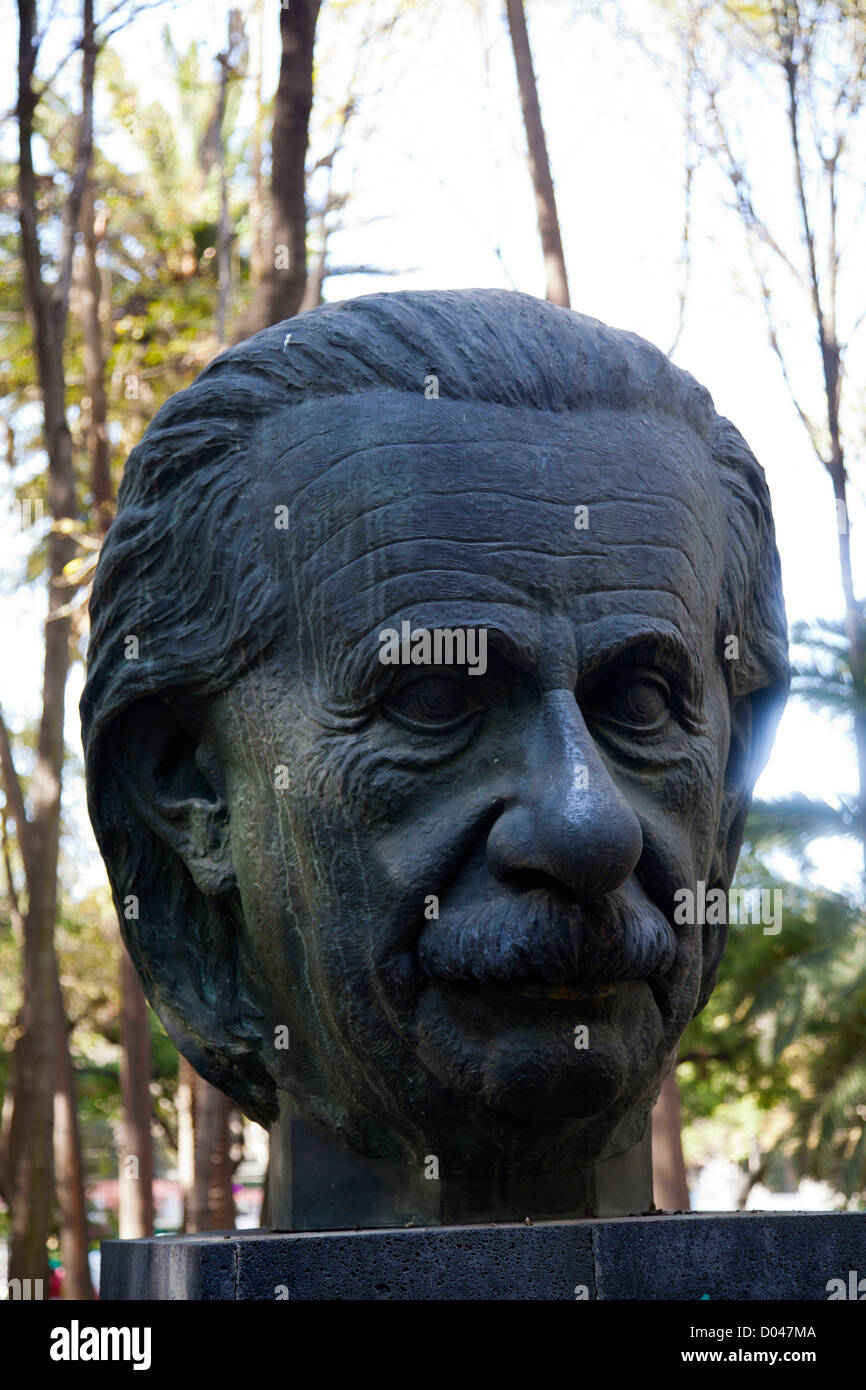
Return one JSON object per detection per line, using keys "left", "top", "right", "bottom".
{"left": 413, "top": 979, "right": 665, "bottom": 1125}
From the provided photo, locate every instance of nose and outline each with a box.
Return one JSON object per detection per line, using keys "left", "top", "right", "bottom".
{"left": 486, "top": 689, "right": 643, "bottom": 899}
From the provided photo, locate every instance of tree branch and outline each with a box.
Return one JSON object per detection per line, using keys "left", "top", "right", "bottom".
{"left": 51, "top": 0, "right": 96, "bottom": 333}
{"left": 701, "top": 79, "right": 806, "bottom": 287}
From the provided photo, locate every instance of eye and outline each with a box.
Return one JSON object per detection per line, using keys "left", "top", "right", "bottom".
{"left": 591, "top": 671, "right": 671, "bottom": 734}
{"left": 382, "top": 676, "right": 483, "bottom": 734}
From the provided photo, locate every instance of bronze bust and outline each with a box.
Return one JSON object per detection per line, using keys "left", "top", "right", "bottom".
{"left": 81, "top": 290, "right": 788, "bottom": 1229}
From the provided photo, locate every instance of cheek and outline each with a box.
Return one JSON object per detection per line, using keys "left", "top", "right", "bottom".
{"left": 300, "top": 736, "right": 421, "bottom": 832}
{"left": 688, "top": 676, "right": 732, "bottom": 857}
{"left": 618, "top": 707, "right": 730, "bottom": 879}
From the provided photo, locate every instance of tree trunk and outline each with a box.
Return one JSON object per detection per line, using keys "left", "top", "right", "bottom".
{"left": 248, "top": 0, "right": 266, "bottom": 287}
{"left": 651, "top": 1068, "right": 691, "bottom": 1211}
{"left": 298, "top": 241, "right": 327, "bottom": 312}
{"left": 214, "top": 23, "right": 235, "bottom": 346}
{"left": 117, "top": 951, "right": 154, "bottom": 1239}
{"left": 80, "top": 182, "right": 112, "bottom": 535}
{"left": 52, "top": 968, "right": 94, "bottom": 1298}
{"left": 177, "top": 1056, "right": 196, "bottom": 1230}
{"left": 504, "top": 0, "right": 570, "bottom": 308}
{"left": 188, "top": 1077, "right": 236, "bottom": 1232}
{"left": 8, "top": 0, "right": 96, "bottom": 1287}
{"left": 233, "top": 0, "right": 320, "bottom": 339}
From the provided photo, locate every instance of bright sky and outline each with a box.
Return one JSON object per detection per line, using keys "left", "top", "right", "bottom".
{"left": 2, "top": 0, "right": 864, "bottom": 898}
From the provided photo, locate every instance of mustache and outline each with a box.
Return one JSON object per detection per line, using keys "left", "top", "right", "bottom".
{"left": 416, "top": 877, "right": 678, "bottom": 987}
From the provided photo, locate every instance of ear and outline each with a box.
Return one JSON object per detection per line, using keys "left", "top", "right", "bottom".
{"left": 99, "top": 694, "right": 276, "bottom": 1126}
{"left": 114, "top": 695, "right": 236, "bottom": 897}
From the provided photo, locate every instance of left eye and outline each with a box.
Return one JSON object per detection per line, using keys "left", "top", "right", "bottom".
{"left": 382, "top": 677, "right": 482, "bottom": 733}
{"left": 593, "top": 674, "right": 671, "bottom": 732}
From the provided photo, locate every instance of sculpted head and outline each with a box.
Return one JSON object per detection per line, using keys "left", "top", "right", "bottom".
{"left": 81, "top": 289, "right": 788, "bottom": 1226}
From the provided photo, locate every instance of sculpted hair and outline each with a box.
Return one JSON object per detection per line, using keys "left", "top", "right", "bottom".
{"left": 81, "top": 288, "right": 789, "bottom": 1120}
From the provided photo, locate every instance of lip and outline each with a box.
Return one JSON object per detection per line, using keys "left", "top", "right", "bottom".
{"left": 426, "top": 977, "right": 642, "bottom": 1011}
{"left": 493, "top": 980, "right": 616, "bottom": 1001}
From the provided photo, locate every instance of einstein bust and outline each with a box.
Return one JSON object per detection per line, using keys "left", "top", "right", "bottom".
{"left": 81, "top": 289, "right": 788, "bottom": 1230}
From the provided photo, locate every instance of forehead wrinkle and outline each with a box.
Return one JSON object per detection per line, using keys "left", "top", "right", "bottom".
{"left": 294, "top": 489, "right": 715, "bottom": 574}
{"left": 303, "top": 534, "right": 710, "bottom": 621}
{"left": 264, "top": 431, "right": 573, "bottom": 517}
{"left": 309, "top": 563, "right": 534, "bottom": 621}
{"left": 294, "top": 488, "right": 581, "bottom": 563}
{"left": 281, "top": 468, "right": 714, "bottom": 548}
{"left": 296, "top": 511, "right": 589, "bottom": 575}
{"left": 263, "top": 391, "right": 591, "bottom": 478}
{"left": 292, "top": 485, "right": 714, "bottom": 571}
{"left": 259, "top": 433, "right": 460, "bottom": 529}
{"left": 260, "top": 403, "right": 720, "bottom": 523}
{"left": 302, "top": 540, "right": 600, "bottom": 595}
{"left": 565, "top": 584, "right": 698, "bottom": 635}
{"left": 280, "top": 482, "right": 719, "bottom": 617}
{"left": 296, "top": 491, "right": 710, "bottom": 573}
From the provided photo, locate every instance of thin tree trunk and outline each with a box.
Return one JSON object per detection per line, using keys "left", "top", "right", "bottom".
{"left": 117, "top": 951, "right": 154, "bottom": 1239}
{"left": 298, "top": 239, "right": 327, "bottom": 312}
{"left": 52, "top": 968, "right": 94, "bottom": 1298}
{"left": 248, "top": 0, "right": 266, "bottom": 286}
{"left": 189, "top": 1077, "right": 236, "bottom": 1232}
{"left": 652, "top": 1068, "right": 691, "bottom": 1211}
{"left": 80, "top": 182, "right": 112, "bottom": 535}
{"left": 0, "top": 808, "right": 24, "bottom": 1211}
{"left": 215, "top": 44, "right": 233, "bottom": 345}
{"left": 9, "top": 0, "right": 96, "bottom": 1288}
{"left": 233, "top": 0, "right": 320, "bottom": 338}
{"left": 79, "top": 160, "right": 155, "bottom": 1247}
{"left": 504, "top": 0, "right": 570, "bottom": 307}
{"left": 177, "top": 1056, "right": 196, "bottom": 1230}
{"left": 780, "top": 39, "right": 866, "bottom": 875}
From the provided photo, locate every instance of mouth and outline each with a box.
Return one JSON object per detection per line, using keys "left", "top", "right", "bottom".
{"left": 493, "top": 980, "right": 616, "bottom": 1002}
{"left": 421, "top": 976, "right": 647, "bottom": 1027}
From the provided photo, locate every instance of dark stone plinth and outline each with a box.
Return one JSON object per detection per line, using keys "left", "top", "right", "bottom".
{"left": 101, "top": 1211, "right": 866, "bottom": 1301}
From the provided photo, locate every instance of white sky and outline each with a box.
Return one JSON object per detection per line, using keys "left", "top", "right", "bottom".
{"left": 1, "top": 0, "right": 864, "bottom": 899}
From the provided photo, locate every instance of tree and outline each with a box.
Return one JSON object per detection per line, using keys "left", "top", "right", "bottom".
{"left": 234, "top": 0, "right": 321, "bottom": 337}
{"left": 117, "top": 952, "right": 154, "bottom": 1238}
{"left": 504, "top": 0, "right": 570, "bottom": 306}
{"left": 670, "top": 0, "right": 866, "bottom": 867}
{"left": 652, "top": 1062, "right": 691, "bottom": 1209}
{"left": 676, "top": 838, "right": 865, "bottom": 1200}
{"left": 3, "top": 2, "right": 239, "bottom": 1284}
{"left": 3, "top": 0, "right": 98, "bottom": 1293}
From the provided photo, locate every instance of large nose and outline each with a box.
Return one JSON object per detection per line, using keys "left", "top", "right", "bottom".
{"left": 486, "top": 689, "right": 643, "bottom": 898}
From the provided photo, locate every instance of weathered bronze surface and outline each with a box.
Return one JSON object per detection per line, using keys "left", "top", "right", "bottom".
{"left": 81, "top": 290, "right": 788, "bottom": 1228}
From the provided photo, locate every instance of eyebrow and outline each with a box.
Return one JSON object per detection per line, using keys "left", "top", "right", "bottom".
{"left": 575, "top": 626, "right": 704, "bottom": 701}
{"left": 477, "top": 621, "right": 704, "bottom": 701}
{"left": 326, "top": 614, "right": 703, "bottom": 712}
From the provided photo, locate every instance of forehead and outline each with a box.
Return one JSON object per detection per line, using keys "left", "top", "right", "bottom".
{"left": 252, "top": 393, "right": 726, "bottom": 684}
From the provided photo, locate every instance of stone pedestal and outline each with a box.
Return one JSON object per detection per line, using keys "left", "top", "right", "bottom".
{"left": 101, "top": 1210, "right": 866, "bottom": 1300}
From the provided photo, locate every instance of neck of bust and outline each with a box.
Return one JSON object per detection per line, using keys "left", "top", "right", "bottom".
{"left": 265, "top": 1098, "right": 654, "bottom": 1231}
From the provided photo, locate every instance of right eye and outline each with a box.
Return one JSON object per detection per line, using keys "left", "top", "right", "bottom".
{"left": 382, "top": 677, "right": 483, "bottom": 734}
